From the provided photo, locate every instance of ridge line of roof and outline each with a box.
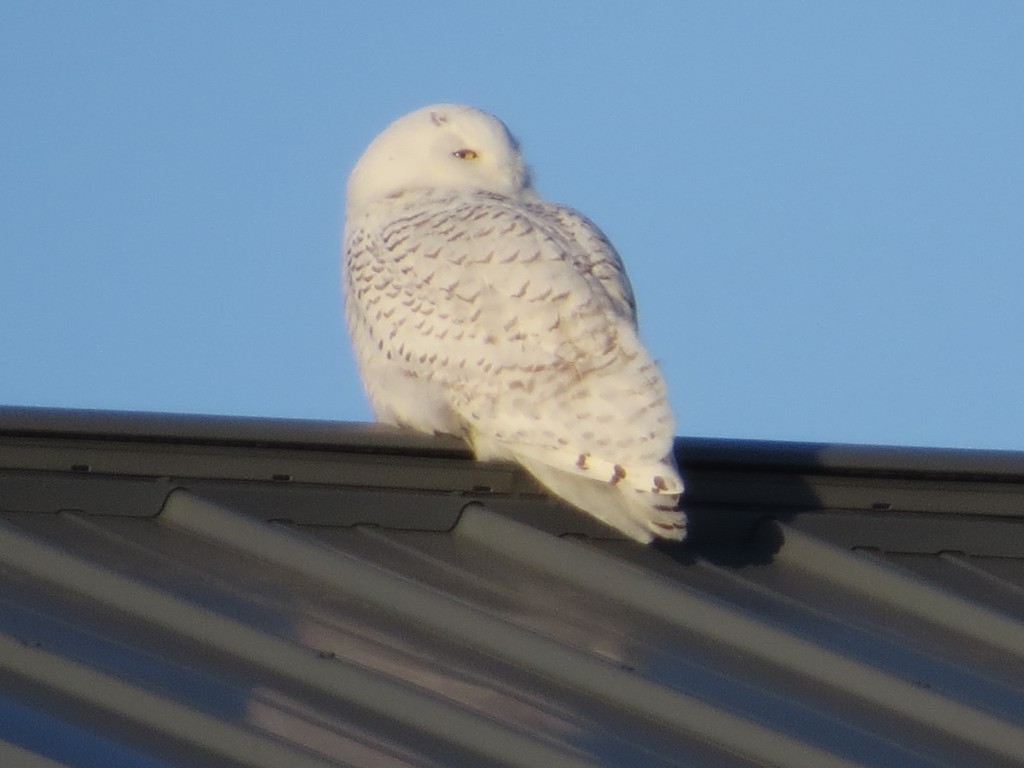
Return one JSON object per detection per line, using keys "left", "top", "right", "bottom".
{"left": 2, "top": 405, "right": 1023, "bottom": 482}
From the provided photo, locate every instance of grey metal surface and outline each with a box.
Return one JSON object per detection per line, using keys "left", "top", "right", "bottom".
{"left": 1, "top": 408, "right": 1023, "bottom": 767}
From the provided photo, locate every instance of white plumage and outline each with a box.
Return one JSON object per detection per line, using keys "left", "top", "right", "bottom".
{"left": 343, "top": 104, "right": 685, "bottom": 543}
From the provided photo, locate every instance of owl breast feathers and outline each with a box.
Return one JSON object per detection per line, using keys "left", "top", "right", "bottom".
{"left": 343, "top": 103, "right": 685, "bottom": 543}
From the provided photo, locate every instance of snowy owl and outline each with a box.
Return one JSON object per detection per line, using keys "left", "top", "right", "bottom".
{"left": 343, "top": 104, "right": 685, "bottom": 543}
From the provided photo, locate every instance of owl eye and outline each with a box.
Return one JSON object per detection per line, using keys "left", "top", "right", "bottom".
{"left": 452, "top": 149, "right": 479, "bottom": 160}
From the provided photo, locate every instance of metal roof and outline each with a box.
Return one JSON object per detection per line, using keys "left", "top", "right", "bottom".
{"left": 1, "top": 405, "right": 1022, "bottom": 768}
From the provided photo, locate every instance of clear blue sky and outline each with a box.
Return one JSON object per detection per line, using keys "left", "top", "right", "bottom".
{"left": 2, "top": 2, "right": 1022, "bottom": 450}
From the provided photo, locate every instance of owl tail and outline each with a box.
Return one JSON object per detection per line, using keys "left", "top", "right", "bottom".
{"left": 509, "top": 450, "right": 686, "bottom": 544}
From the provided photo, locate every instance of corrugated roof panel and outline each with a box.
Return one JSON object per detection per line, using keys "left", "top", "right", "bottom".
{"left": 1, "top": 408, "right": 1023, "bottom": 768}
{"left": 0, "top": 496, "right": 1019, "bottom": 767}
{"left": 0, "top": 512, "right": 592, "bottom": 768}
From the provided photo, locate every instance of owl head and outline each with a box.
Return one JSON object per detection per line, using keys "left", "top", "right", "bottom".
{"left": 346, "top": 104, "right": 534, "bottom": 211}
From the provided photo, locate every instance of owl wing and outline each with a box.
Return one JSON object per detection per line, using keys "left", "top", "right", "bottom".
{"left": 539, "top": 202, "right": 638, "bottom": 326}
{"left": 346, "top": 193, "right": 637, "bottom": 402}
